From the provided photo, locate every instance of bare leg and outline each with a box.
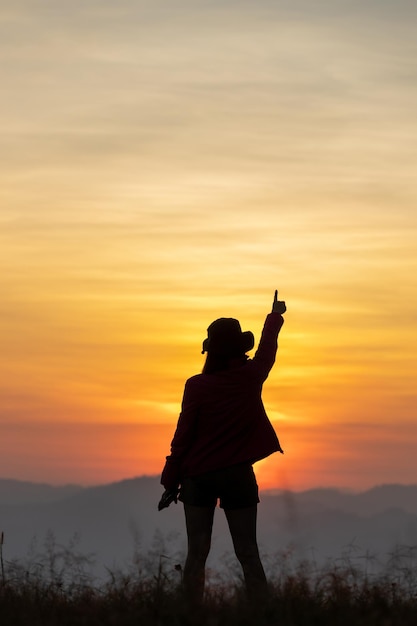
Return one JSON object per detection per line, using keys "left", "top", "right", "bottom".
{"left": 183, "top": 504, "right": 215, "bottom": 604}
{"left": 225, "top": 506, "right": 268, "bottom": 601}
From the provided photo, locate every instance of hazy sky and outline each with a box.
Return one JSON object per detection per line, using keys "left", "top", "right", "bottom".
{"left": 1, "top": 0, "right": 416, "bottom": 491}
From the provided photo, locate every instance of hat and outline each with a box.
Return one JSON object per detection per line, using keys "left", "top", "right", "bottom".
{"left": 201, "top": 318, "right": 254, "bottom": 355}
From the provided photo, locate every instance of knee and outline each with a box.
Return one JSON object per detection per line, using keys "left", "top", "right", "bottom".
{"left": 188, "top": 537, "right": 211, "bottom": 563}
{"left": 234, "top": 543, "right": 260, "bottom": 565}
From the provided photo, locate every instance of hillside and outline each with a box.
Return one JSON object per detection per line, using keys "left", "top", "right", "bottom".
{"left": 1, "top": 477, "right": 417, "bottom": 582}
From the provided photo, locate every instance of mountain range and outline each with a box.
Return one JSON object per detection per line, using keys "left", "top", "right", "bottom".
{"left": 1, "top": 477, "right": 417, "bottom": 583}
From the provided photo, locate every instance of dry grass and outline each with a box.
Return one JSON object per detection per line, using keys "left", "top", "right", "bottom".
{"left": 1, "top": 536, "right": 417, "bottom": 625}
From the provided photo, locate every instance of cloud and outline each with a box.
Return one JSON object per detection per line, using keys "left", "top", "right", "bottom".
{"left": 2, "top": 1, "right": 415, "bottom": 161}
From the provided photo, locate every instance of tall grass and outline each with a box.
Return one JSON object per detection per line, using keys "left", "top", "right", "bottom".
{"left": 1, "top": 534, "right": 417, "bottom": 625}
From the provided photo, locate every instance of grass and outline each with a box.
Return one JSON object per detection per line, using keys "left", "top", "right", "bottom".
{"left": 1, "top": 536, "right": 417, "bottom": 625}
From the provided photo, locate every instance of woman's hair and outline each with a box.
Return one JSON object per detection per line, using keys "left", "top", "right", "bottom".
{"left": 202, "top": 351, "right": 248, "bottom": 375}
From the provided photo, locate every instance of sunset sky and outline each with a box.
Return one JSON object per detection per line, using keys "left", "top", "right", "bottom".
{"left": 1, "top": 0, "right": 416, "bottom": 492}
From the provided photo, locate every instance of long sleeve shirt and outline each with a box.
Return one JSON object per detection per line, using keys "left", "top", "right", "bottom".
{"left": 160, "top": 312, "right": 284, "bottom": 490}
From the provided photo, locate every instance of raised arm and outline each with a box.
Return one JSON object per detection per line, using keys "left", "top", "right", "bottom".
{"left": 252, "top": 290, "right": 286, "bottom": 379}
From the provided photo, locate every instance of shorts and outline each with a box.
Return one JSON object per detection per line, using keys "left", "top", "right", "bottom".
{"left": 179, "top": 463, "right": 260, "bottom": 510}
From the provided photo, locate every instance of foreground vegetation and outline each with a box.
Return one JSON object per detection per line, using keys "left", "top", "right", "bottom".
{"left": 1, "top": 537, "right": 417, "bottom": 625}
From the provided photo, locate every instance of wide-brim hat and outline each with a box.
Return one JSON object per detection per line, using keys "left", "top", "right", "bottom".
{"left": 201, "top": 318, "right": 254, "bottom": 355}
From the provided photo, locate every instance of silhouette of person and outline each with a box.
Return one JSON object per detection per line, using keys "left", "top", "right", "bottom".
{"left": 160, "top": 290, "right": 286, "bottom": 603}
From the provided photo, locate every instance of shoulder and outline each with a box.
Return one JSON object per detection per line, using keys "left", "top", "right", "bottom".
{"left": 186, "top": 373, "right": 203, "bottom": 384}
{"left": 184, "top": 373, "right": 205, "bottom": 391}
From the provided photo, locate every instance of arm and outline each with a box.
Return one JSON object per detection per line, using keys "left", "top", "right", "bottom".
{"left": 252, "top": 290, "right": 286, "bottom": 379}
{"left": 160, "top": 378, "right": 199, "bottom": 490}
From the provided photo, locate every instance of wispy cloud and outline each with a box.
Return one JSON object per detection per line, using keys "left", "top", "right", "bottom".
{"left": 1, "top": 0, "right": 416, "bottom": 488}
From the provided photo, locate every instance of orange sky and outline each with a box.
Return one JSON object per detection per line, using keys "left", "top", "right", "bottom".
{"left": 1, "top": 1, "right": 416, "bottom": 491}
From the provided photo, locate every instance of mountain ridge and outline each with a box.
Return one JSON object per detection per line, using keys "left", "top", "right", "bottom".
{"left": 1, "top": 476, "right": 417, "bottom": 581}
{"left": 2, "top": 476, "right": 417, "bottom": 513}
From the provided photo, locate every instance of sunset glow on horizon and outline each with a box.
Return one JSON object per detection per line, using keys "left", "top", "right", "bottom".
{"left": 1, "top": 1, "right": 416, "bottom": 492}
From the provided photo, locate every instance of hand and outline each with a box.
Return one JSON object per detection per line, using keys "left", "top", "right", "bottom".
{"left": 158, "top": 488, "right": 179, "bottom": 511}
{"left": 272, "top": 289, "right": 286, "bottom": 314}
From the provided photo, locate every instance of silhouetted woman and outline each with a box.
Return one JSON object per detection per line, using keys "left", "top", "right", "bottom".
{"left": 160, "top": 290, "right": 286, "bottom": 602}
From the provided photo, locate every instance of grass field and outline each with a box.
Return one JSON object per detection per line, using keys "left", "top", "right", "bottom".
{"left": 1, "top": 536, "right": 417, "bottom": 625}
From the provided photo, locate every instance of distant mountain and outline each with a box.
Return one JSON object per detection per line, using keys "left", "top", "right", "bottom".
{"left": 0, "top": 479, "right": 84, "bottom": 505}
{"left": 264, "top": 484, "right": 417, "bottom": 516}
{"left": 0, "top": 476, "right": 185, "bottom": 581}
{"left": 1, "top": 477, "right": 417, "bottom": 583}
